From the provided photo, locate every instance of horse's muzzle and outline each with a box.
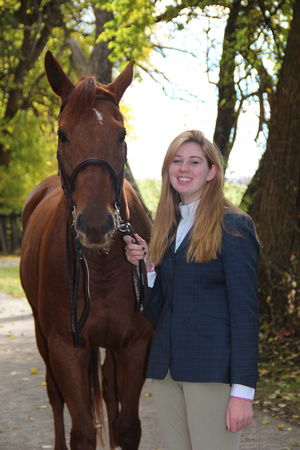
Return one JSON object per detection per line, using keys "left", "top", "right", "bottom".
{"left": 75, "top": 210, "right": 115, "bottom": 248}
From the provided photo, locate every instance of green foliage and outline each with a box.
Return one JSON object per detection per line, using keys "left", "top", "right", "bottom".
{"left": 0, "top": 109, "right": 57, "bottom": 213}
{"left": 95, "top": 0, "right": 156, "bottom": 67}
{"left": 136, "top": 178, "right": 162, "bottom": 218}
{"left": 223, "top": 180, "right": 247, "bottom": 206}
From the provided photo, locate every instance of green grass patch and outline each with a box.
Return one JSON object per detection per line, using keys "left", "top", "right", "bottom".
{"left": 0, "top": 264, "right": 24, "bottom": 298}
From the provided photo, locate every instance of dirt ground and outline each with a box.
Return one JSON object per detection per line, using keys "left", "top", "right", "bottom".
{"left": 1, "top": 289, "right": 300, "bottom": 449}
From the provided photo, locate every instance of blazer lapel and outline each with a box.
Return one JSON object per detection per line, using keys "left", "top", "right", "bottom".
{"left": 175, "top": 228, "right": 192, "bottom": 254}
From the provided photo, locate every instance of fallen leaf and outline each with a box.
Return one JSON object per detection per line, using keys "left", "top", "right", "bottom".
{"left": 278, "top": 423, "right": 284, "bottom": 430}
{"left": 262, "top": 419, "right": 271, "bottom": 425}
{"left": 37, "top": 405, "right": 47, "bottom": 409}
{"left": 30, "top": 368, "right": 39, "bottom": 375}
{"left": 144, "top": 392, "right": 152, "bottom": 398}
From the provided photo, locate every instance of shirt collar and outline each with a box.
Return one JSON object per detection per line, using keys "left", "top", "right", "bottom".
{"left": 179, "top": 199, "right": 200, "bottom": 220}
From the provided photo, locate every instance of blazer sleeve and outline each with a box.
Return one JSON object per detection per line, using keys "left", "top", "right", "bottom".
{"left": 222, "top": 213, "right": 260, "bottom": 389}
{"left": 145, "top": 269, "right": 164, "bottom": 326}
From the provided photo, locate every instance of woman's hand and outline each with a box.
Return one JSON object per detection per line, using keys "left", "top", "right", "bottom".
{"left": 123, "top": 234, "right": 152, "bottom": 270}
{"left": 225, "top": 397, "right": 253, "bottom": 432}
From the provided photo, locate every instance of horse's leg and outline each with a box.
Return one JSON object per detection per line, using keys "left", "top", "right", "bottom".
{"left": 113, "top": 336, "right": 152, "bottom": 450}
{"left": 33, "top": 315, "right": 68, "bottom": 450}
{"left": 47, "top": 337, "right": 98, "bottom": 450}
{"left": 102, "top": 350, "right": 119, "bottom": 449}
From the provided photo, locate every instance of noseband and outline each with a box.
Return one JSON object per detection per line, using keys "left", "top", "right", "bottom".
{"left": 57, "top": 95, "right": 148, "bottom": 347}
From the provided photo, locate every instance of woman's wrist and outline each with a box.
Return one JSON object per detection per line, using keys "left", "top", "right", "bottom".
{"left": 146, "top": 261, "right": 155, "bottom": 273}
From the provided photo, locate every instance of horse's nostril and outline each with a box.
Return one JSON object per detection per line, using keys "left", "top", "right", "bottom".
{"left": 106, "top": 213, "right": 115, "bottom": 233}
{"left": 76, "top": 213, "right": 85, "bottom": 233}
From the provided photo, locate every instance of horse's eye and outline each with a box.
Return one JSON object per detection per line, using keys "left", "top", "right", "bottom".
{"left": 119, "top": 129, "right": 126, "bottom": 144}
{"left": 58, "top": 130, "right": 67, "bottom": 143}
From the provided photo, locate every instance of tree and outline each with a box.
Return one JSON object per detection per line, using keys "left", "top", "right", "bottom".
{"left": 243, "top": 0, "right": 300, "bottom": 335}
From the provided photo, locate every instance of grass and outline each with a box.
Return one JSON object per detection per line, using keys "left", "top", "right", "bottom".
{"left": 0, "top": 258, "right": 24, "bottom": 298}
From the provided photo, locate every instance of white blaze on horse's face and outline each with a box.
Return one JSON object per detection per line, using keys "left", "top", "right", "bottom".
{"left": 93, "top": 108, "right": 103, "bottom": 125}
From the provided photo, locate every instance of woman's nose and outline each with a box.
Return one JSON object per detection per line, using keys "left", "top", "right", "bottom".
{"left": 179, "top": 161, "right": 189, "bottom": 171}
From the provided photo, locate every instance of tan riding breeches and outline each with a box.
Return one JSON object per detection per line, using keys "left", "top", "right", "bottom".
{"left": 152, "top": 372, "right": 241, "bottom": 450}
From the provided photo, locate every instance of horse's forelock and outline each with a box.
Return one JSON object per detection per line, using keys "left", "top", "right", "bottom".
{"left": 62, "top": 76, "right": 112, "bottom": 124}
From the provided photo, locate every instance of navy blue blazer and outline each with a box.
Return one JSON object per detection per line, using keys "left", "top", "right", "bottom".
{"left": 146, "top": 212, "right": 260, "bottom": 389}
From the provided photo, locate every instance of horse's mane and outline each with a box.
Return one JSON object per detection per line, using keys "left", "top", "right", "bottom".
{"left": 62, "top": 76, "right": 116, "bottom": 124}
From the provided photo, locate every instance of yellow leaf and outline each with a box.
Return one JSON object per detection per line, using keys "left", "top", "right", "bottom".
{"left": 144, "top": 392, "right": 152, "bottom": 397}
{"left": 41, "top": 382, "right": 47, "bottom": 386}
{"left": 278, "top": 423, "right": 284, "bottom": 430}
{"left": 262, "top": 419, "right": 271, "bottom": 425}
{"left": 30, "top": 368, "right": 39, "bottom": 375}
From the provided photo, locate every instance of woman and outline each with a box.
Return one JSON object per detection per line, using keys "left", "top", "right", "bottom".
{"left": 124, "top": 130, "right": 260, "bottom": 449}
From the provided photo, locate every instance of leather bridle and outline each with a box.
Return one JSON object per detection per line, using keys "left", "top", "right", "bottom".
{"left": 57, "top": 95, "right": 148, "bottom": 347}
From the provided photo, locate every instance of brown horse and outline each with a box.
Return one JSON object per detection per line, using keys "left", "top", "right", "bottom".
{"left": 20, "top": 51, "right": 153, "bottom": 450}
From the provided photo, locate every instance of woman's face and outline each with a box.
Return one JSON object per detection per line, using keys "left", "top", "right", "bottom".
{"left": 168, "top": 141, "right": 216, "bottom": 205}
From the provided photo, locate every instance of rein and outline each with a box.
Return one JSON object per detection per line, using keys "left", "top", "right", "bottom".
{"left": 57, "top": 95, "right": 148, "bottom": 347}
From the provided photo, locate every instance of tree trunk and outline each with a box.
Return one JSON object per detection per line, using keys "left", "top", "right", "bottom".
{"left": 213, "top": 0, "right": 242, "bottom": 166}
{"left": 244, "top": 1, "right": 300, "bottom": 336}
{"left": 68, "top": 5, "right": 113, "bottom": 83}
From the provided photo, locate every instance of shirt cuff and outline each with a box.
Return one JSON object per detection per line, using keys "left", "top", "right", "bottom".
{"left": 230, "top": 384, "right": 255, "bottom": 401}
{"left": 147, "top": 271, "right": 157, "bottom": 288}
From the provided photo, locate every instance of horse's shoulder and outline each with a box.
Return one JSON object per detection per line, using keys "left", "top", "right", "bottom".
{"left": 22, "top": 174, "right": 61, "bottom": 231}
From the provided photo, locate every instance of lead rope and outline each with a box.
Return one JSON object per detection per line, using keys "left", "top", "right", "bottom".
{"left": 115, "top": 205, "right": 149, "bottom": 314}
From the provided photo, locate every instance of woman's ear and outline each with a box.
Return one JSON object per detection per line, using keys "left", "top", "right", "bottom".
{"left": 207, "top": 164, "right": 217, "bottom": 181}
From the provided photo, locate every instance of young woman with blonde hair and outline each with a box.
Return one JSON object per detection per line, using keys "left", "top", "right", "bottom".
{"left": 124, "top": 130, "right": 260, "bottom": 450}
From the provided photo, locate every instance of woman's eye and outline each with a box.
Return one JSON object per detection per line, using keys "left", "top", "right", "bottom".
{"left": 173, "top": 159, "right": 181, "bottom": 163}
{"left": 191, "top": 160, "right": 199, "bottom": 165}
{"left": 58, "top": 130, "right": 67, "bottom": 143}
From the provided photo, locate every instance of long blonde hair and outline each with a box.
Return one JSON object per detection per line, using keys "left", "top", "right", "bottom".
{"left": 150, "top": 130, "right": 243, "bottom": 265}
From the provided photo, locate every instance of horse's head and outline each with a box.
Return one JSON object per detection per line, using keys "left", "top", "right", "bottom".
{"left": 44, "top": 51, "right": 134, "bottom": 249}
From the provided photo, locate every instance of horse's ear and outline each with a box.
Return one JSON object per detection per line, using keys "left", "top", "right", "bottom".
{"left": 108, "top": 60, "right": 135, "bottom": 103}
{"left": 44, "top": 51, "right": 74, "bottom": 101}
